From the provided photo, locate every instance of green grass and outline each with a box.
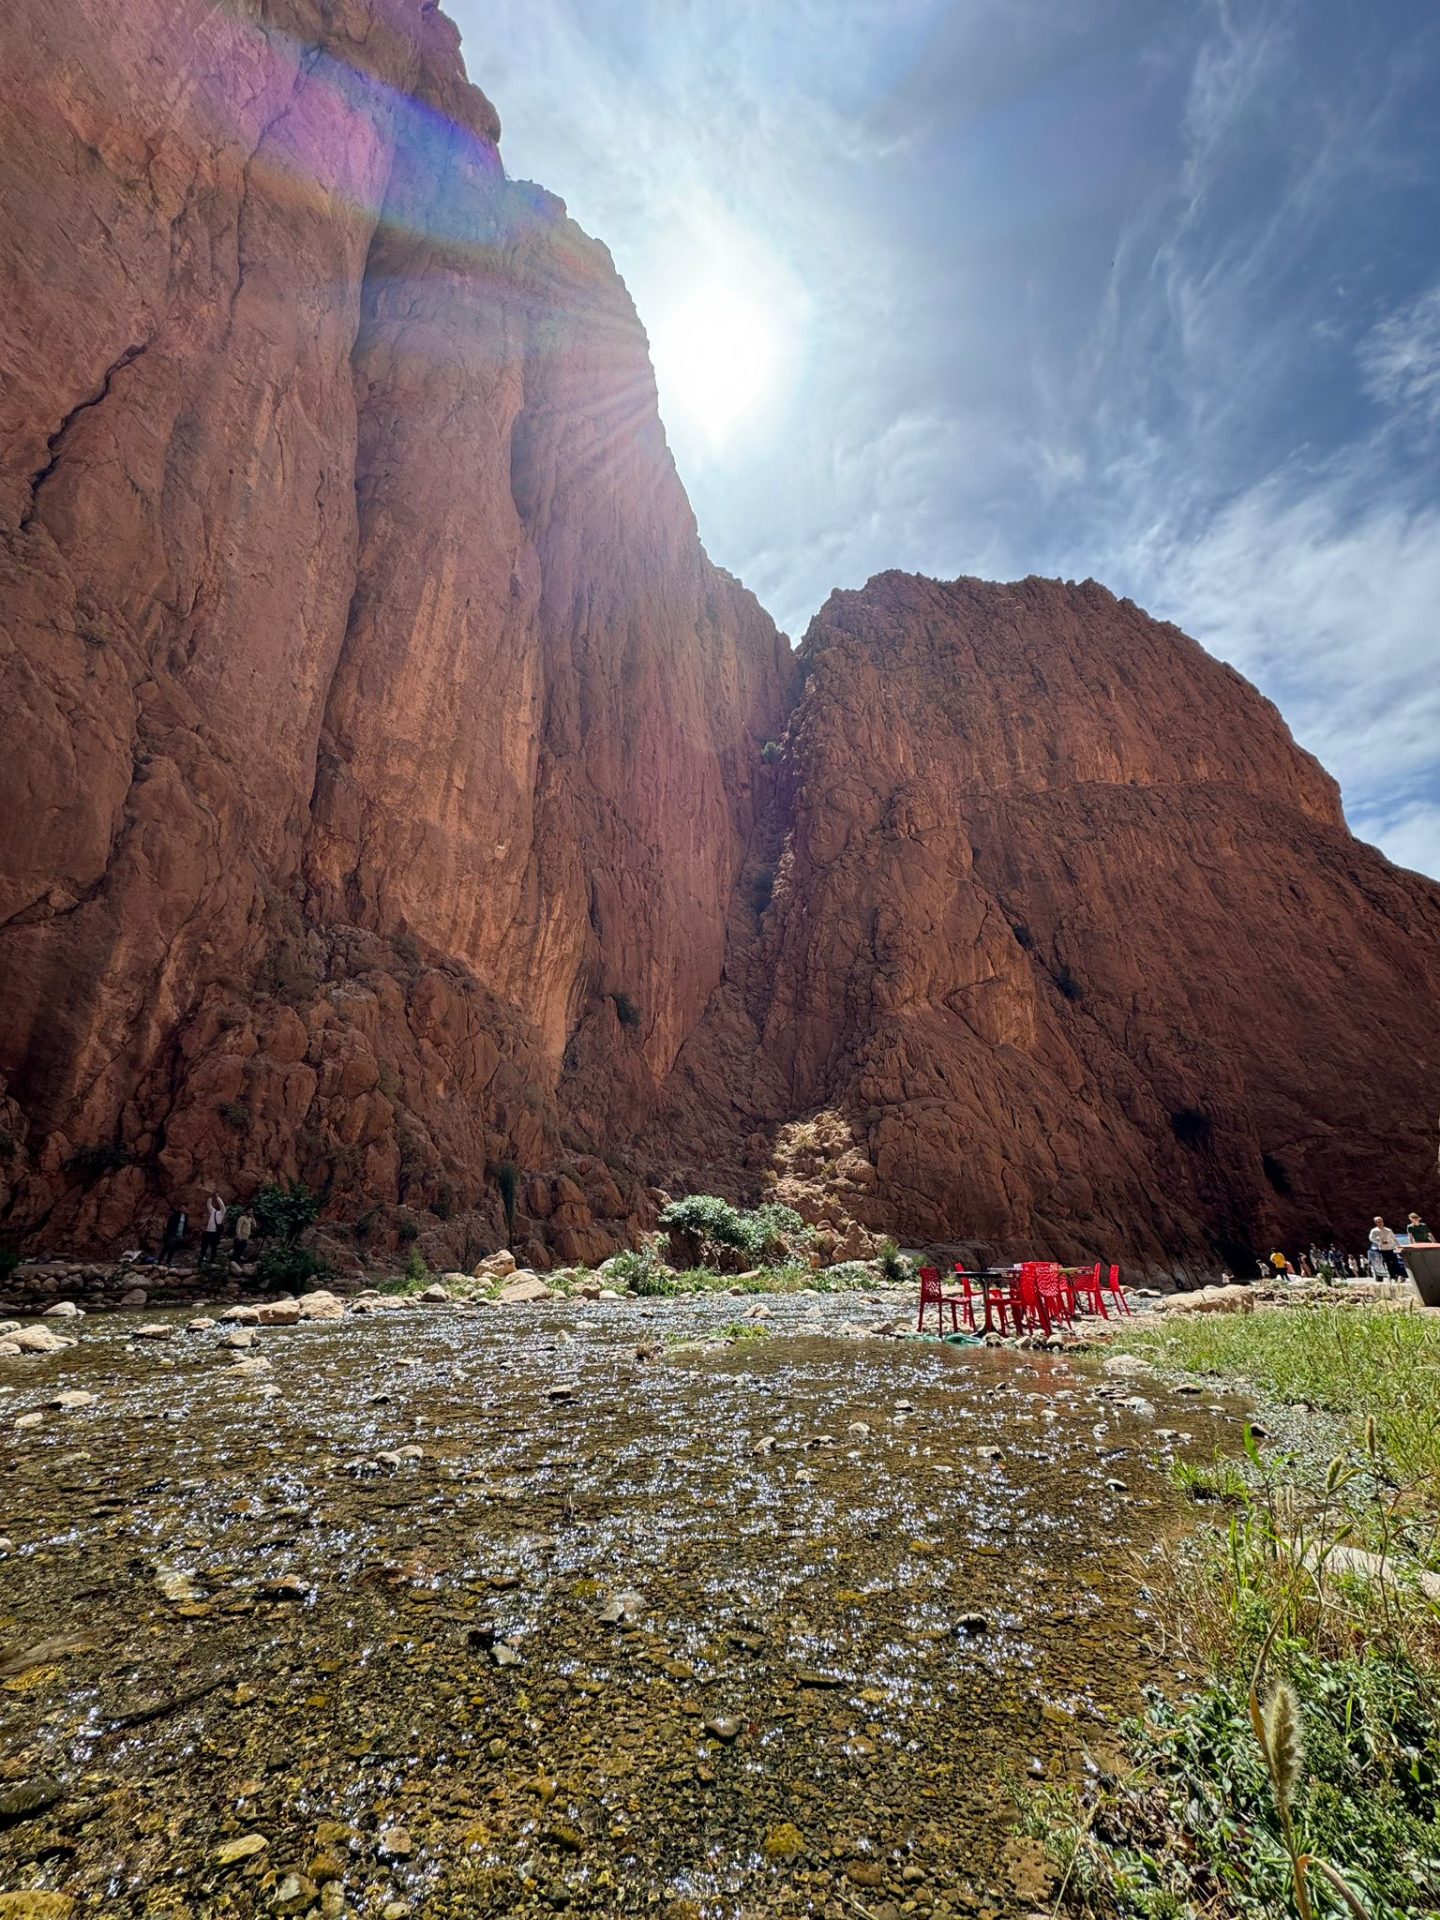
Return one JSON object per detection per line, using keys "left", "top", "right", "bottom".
{"left": 1109, "top": 1305, "right": 1440, "bottom": 1490}
{"left": 1032, "top": 1305, "right": 1440, "bottom": 1920}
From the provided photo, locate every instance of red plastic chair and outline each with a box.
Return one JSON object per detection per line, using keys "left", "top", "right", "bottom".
{"left": 953, "top": 1266, "right": 1025, "bottom": 1333}
{"left": 917, "top": 1266, "right": 962, "bottom": 1333}
{"left": 1001, "top": 1265, "right": 1041, "bottom": 1335}
{"left": 1021, "top": 1262, "right": 1073, "bottom": 1333}
{"left": 1070, "top": 1262, "right": 1109, "bottom": 1317}
{"left": 1105, "top": 1263, "right": 1132, "bottom": 1316}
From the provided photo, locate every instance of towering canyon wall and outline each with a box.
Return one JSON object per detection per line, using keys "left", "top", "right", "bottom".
{"left": 650, "top": 574, "right": 1440, "bottom": 1269}
{"left": 2, "top": 2, "right": 1436, "bottom": 1275}
{"left": 0, "top": 0, "right": 789, "bottom": 1263}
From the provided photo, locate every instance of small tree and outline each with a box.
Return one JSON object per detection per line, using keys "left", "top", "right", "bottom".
{"left": 253, "top": 1179, "right": 320, "bottom": 1247}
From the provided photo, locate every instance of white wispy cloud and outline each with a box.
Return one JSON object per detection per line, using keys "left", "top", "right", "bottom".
{"left": 457, "top": 0, "right": 1440, "bottom": 877}
{"left": 1359, "top": 282, "right": 1440, "bottom": 436}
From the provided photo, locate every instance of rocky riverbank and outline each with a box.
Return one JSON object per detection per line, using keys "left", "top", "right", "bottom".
{"left": 0, "top": 1286, "right": 1260, "bottom": 1919}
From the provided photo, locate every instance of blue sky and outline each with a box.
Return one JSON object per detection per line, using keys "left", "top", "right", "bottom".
{"left": 456, "top": 0, "right": 1440, "bottom": 879}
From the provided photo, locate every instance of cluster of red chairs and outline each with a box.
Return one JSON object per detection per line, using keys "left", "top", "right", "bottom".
{"left": 917, "top": 1259, "right": 1129, "bottom": 1336}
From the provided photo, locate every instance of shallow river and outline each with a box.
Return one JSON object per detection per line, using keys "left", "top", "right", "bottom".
{"left": 0, "top": 1295, "right": 1243, "bottom": 1918}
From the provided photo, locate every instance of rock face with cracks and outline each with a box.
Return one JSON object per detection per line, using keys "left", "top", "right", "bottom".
{"left": 647, "top": 574, "right": 1440, "bottom": 1268}
{"left": 0, "top": 0, "right": 789, "bottom": 1262}
{"left": 2, "top": 3, "right": 1438, "bottom": 1274}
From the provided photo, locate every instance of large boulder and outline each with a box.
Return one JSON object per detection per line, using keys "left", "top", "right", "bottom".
{"left": 296, "top": 1290, "right": 345, "bottom": 1320}
{"left": 11, "top": 1325, "right": 76, "bottom": 1354}
{"left": 473, "top": 1250, "right": 517, "bottom": 1282}
{"left": 496, "top": 1272, "right": 552, "bottom": 1304}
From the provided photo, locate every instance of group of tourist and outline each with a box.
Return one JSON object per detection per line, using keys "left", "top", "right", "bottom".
{"left": 1260, "top": 1211, "right": 1431, "bottom": 1283}
{"left": 159, "top": 1192, "right": 256, "bottom": 1267}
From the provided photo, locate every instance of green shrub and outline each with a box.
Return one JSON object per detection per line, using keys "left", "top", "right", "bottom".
{"left": 877, "top": 1237, "right": 911, "bottom": 1284}
{"left": 255, "top": 1242, "right": 327, "bottom": 1290}
{"left": 607, "top": 1236, "right": 677, "bottom": 1295}
{"left": 816, "top": 1261, "right": 874, "bottom": 1291}
{"left": 253, "top": 1179, "right": 320, "bottom": 1246}
{"left": 760, "top": 739, "right": 783, "bottom": 763}
{"left": 404, "top": 1247, "right": 429, "bottom": 1286}
{"left": 748, "top": 1202, "right": 813, "bottom": 1261}
{"left": 217, "top": 1100, "right": 252, "bottom": 1132}
{"left": 659, "top": 1194, "right": 756, "bottom": 1266}
{"left": 658, "top": 1194, "right": 813, "bottom": 1269}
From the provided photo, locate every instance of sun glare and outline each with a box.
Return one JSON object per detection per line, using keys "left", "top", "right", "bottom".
{"left": 650, "top": 281, "right": 783, "bottom": 448}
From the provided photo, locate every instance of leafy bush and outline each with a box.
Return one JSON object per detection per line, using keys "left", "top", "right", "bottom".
{"left": 877, "top": 1237, "right": 910, "bottom": 1284}
{"left": 658, "top": 1194, "right": 814, "bottom": 1269}
{"left": 217, "top": 1100, "right": 252, "bottom": 1132}
{"left": 760, "top": 739, "right": 783, "bottom": 763}
{"left": 816, "top": 1261, "right": 875, "bottom": 1291}
{"left": 404, "top": 1247, "right": 429, "bottom": 1286}
{"left": 659, "top": 1194, "right": 757, "bottom": 1267}
{"left": 255, "top": 1242, "right": 327, "bottom": 1290}
{"left": 253, "top": 1179, "right": 320, "bottom": 1246}
{"left": 606, "top": 1236, "right": 678, "bottom": 1295}
{"left": 749, "top": 1202, "right": 813, "bottom": 1260}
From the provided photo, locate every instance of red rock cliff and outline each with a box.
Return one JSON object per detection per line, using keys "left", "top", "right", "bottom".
{"left": 0, "top": 0, "right": 790, "bottom": 1261}
{"left": 650, "top": 573, "right": 1440, "bottom": 1270}
{"left": 3, "top": 4, "right": 1436, "bottom": 1276}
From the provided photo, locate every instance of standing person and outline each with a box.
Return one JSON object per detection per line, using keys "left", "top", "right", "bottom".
{"left": 200, "top": 1191, "right": 226, "bottom": 1265}
{"left": 1369, "top": 1217, "right": 1405, "bottom": 1280}
{"left": 1269, "top": 1249, "right": 1293, "bottom": 1282}
{"left": 233, "top": 1205, "right": 256, "bottom": 1265}
{"left": 1407, "top": 1211, "right": 1433, "bottom": 1243}
{"left": 162, "top": 1204, "right": 188, "bottom": 1264}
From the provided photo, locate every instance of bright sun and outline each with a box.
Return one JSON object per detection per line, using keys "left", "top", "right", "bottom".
{"left": 649, "top": 280, "right": 785, "bottom": 450}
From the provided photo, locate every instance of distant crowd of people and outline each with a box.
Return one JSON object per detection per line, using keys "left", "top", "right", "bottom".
{"left": 1256, "top": 1212, "right": 1431, "bottom": 1284}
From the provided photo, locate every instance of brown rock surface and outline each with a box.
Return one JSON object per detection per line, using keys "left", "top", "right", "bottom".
{"left": 649, "top": 573, "right": 1440, "bottom": 1270}
{"left": 0, "top": 0, "right": 787, "bottom": 1257}
{"left": 2, "top": 4, "right": 1436, "bottom": 1276}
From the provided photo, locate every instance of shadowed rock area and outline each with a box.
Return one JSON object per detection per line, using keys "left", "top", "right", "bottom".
{"left": 2, "top": 0, "right": 1438, "bottom": 1277}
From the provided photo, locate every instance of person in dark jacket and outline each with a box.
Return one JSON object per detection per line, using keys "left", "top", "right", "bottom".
{"left": 162, "top": 1206, "right": 188, "bottom": 1263}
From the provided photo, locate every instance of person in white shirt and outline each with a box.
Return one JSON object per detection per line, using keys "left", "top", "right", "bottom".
{"left": 201, "top": 1192, "right": 226, "bottom": 1264}
{"left": 1369, "top": 1217, "right": 1404, "bottom": 1280}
